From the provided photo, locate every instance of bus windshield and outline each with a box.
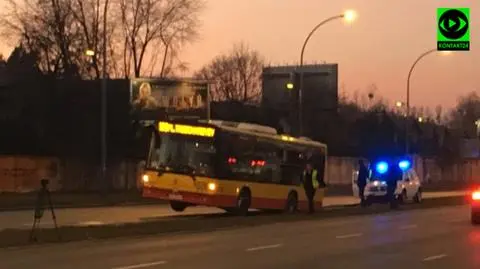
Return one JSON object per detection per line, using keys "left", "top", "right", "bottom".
{"left": 147, "top": 133, "right": 216, "bottom": 177}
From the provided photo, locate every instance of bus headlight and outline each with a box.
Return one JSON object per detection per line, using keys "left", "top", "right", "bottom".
{"left": 142, "top": 174, "right": 149, "bottom": 183}
{"left": 208, "top": 182, "right": 217, "bottom": 191}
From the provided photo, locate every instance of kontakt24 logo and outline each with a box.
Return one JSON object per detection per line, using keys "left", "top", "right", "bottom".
{"left": 437, "top": 8, "right": 470, "bottom": 51}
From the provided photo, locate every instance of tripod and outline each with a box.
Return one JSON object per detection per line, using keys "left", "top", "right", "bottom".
{"left": 29, "top": 179, "right": 61, "bottom": 242}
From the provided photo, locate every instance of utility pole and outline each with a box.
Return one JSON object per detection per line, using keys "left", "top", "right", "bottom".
{"left": 101, "top": 0, "right": 109, "bottom": 187}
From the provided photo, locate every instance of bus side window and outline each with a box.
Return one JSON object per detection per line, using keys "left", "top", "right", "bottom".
{"left": 215, "top": 132, "right": 238, "bottom": 180}
{"left": 280, "top": 164, "right": 302, "bottom": 185}
{"left": 227, "top": 134, "right": 258, "bottom": 182}
{"left": 285, "top": 150, "right": 303, "bottom": 166}
{"left": 255, "top": 140, "right": 281, "bottom": 183}
{"left": 280, "top": 148, "right": 304, "bottom": 185}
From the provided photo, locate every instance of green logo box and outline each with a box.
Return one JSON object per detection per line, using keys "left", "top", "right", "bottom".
{"left": 437, "top": 8, "right": 470, "bottom": 51}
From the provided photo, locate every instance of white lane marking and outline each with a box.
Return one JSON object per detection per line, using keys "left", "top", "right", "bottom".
{"left": 399, "top": 224, "right": 417, "bottom": 230}
{"left": 423, "top": 254, "right": 448, "bottom": 262}
{"left": 335, "top": 233, "right": 363, "bottom": 239}
{"left": 246, "top": 244, "right": 283, "bottom": 252}
{"left": 112, "top": 261, "right": 167, "bottom": 269}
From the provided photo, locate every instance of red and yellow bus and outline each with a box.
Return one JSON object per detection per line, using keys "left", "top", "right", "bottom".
{"left": 141, "top": 119, "right": 328, "bottom": 214}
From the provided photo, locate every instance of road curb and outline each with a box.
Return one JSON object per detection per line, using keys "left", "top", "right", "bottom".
{"left": 0, "top": 196, "right": 467, "bottom": 249}
{"left": 0, "top": 201, "right": 165, "bottom": 213}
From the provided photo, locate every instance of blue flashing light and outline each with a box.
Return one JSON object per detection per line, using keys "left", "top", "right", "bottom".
{"left": 398, "top": 160, "right": 411, "bottom": 171}
{"left": 375, "top": 161, "right": 389, "bottom": 174}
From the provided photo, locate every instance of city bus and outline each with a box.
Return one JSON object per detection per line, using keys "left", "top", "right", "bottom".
{"left": 141, "top": 119, "right": 328, "bottom": 215}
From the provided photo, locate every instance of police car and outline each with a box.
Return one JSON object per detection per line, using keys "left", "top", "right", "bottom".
{"left": 352, "top": 159, "right": 423, "bottom": 205}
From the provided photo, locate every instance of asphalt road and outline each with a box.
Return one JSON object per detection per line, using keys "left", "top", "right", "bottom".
{"left": 0, "top": 204, "right": 478, "bottom": 269}
{"left": 0, "top": 191, "right": 466, "bottom": 231}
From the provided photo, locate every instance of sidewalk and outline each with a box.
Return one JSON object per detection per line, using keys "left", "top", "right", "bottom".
{"left": 0, "top": 191, "right": 161, "bottom": 212}
{"left": 0, "top": 184, "right": 469, "bottom": 212}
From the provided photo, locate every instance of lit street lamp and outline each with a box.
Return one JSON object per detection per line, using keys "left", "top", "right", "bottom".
{"left": 297, "top": 9, "right": 357, "bottom": 135}
{"left": 417, "top": 117, "right": 424, "bottom": 123}
{"left": 286, "top": 82, "right": 294, "bottom": 90}
{"left": 404, "top": 49, "right": 452, "bottom": 154}
{"left": 85, "top": 49, "right": 95, "bottom": 57}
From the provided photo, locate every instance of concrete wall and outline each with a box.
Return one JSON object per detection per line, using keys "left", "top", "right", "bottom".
{"left": 0, "top": 156, "right": 60, "bottom": 192}
{"left": 325, "top": 156, "right": 361, "bottom": 185}
{"left": 325, "top": 155, "right": 480, "bottom": 186}
{"left": 2, "top": 155, "right": 479, "bottom": 192}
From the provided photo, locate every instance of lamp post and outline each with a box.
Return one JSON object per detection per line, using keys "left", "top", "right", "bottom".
{"left": 298, "top": 10, "right": 356, "bottom": 136}
{"left": 101, "top": 0, "right": 109, "bottom": 186}
{"left": 405, "top": 49, "right": 451, "bottom": 154}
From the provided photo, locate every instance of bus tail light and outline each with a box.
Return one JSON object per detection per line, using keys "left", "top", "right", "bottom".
{"left": 251, "top": 160, "right": 266, "bottom": 167}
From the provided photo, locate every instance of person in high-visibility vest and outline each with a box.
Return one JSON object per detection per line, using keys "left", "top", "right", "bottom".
{"left": 301, "top": 162, "right": 320, "bottom": 213}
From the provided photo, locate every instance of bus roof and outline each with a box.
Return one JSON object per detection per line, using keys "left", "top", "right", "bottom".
{"left": 202, "top": 120, "right": 327, "bottom": 149}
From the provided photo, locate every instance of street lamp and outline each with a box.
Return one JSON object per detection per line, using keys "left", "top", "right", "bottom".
{"left": 101, "top": 0, "right": 109, "bottom": 187}
{"left": 297, "top": 9, "right": 357, "bottom": 135}
{"left": 395, "top": 101, "right": 403, "bottom": 108}
{"left": 417, "top": 117, "right": 424, "bottom": 123}
{"left": 286, "top": 82, "right": 294, "bottom": 90}
{"left": 404, "top": 49, "right": 452, "bottom": 154}
{"left": 85, "top": 49, "right": 95, "bottom": 57}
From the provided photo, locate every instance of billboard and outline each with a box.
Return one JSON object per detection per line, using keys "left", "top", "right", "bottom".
{"left": 261, "top": 64, "right": 338, "bottom": 135}
{"left": 130, "top": 78, "right": 209, "bottom": 120}
{"left": 262, "top": 64, "right": 338, "bottom": 111}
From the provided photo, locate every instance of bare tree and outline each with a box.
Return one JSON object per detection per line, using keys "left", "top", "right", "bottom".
{"left": 1, "top": 0, "right": 203, "bottom": 79}
{"left": 1, "top": 0, "right": 77, "bottom": 77}
{"left": 424, "top": 106, "right": 434, "bottom": 121}
{"left": 119, "top": 0, "right": 204, "bottom": 78}
{"left": 69, "top": 0, "right": 106, "bottom": 78}
{"left": 195, "top": 42, "right": 264, "bottom": 104}
{"left": 435, "top": 105, "right": 443, "bottom": 124}
{"left": 0, "top": 0, "right": 116, "bottom": 78}
{"left": 448, "top": 92, "right": 480, "bottom": 138}
{"left": 0, "top": 54, "right": 6, "bottom": 73}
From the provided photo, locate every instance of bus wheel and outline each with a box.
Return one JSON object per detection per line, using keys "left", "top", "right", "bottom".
{"left": 236, "top": 189, "right": 251, "bottom": 216}
{"left": 285, "top": 192, "right": 298, "bottom": 213}
{"left": 170, "top": 201, "right": 187, "bottom": 212}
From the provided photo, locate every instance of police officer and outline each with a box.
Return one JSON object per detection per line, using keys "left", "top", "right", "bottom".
{"left": 386, "top": 160, "right": 402, "bottom": 209}
{"left": 302, "top": 161, "right": 319, "bottom": 214}
{"left": 357, "top": 160, "right": 368, "bottom": 206}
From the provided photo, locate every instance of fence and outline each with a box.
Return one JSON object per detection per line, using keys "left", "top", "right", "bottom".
{"left": 325, "top": 155, "right": 480, "bottom": 185}
{"left": 0, "top": 156, "right": 60, "bottom": 192}
{"left": 1, "top": 155, "right": 479, "bottom": 192}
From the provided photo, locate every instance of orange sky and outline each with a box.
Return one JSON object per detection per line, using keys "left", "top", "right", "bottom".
{"left": 1, "top": 0, "right": 478, "bottom": 109}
